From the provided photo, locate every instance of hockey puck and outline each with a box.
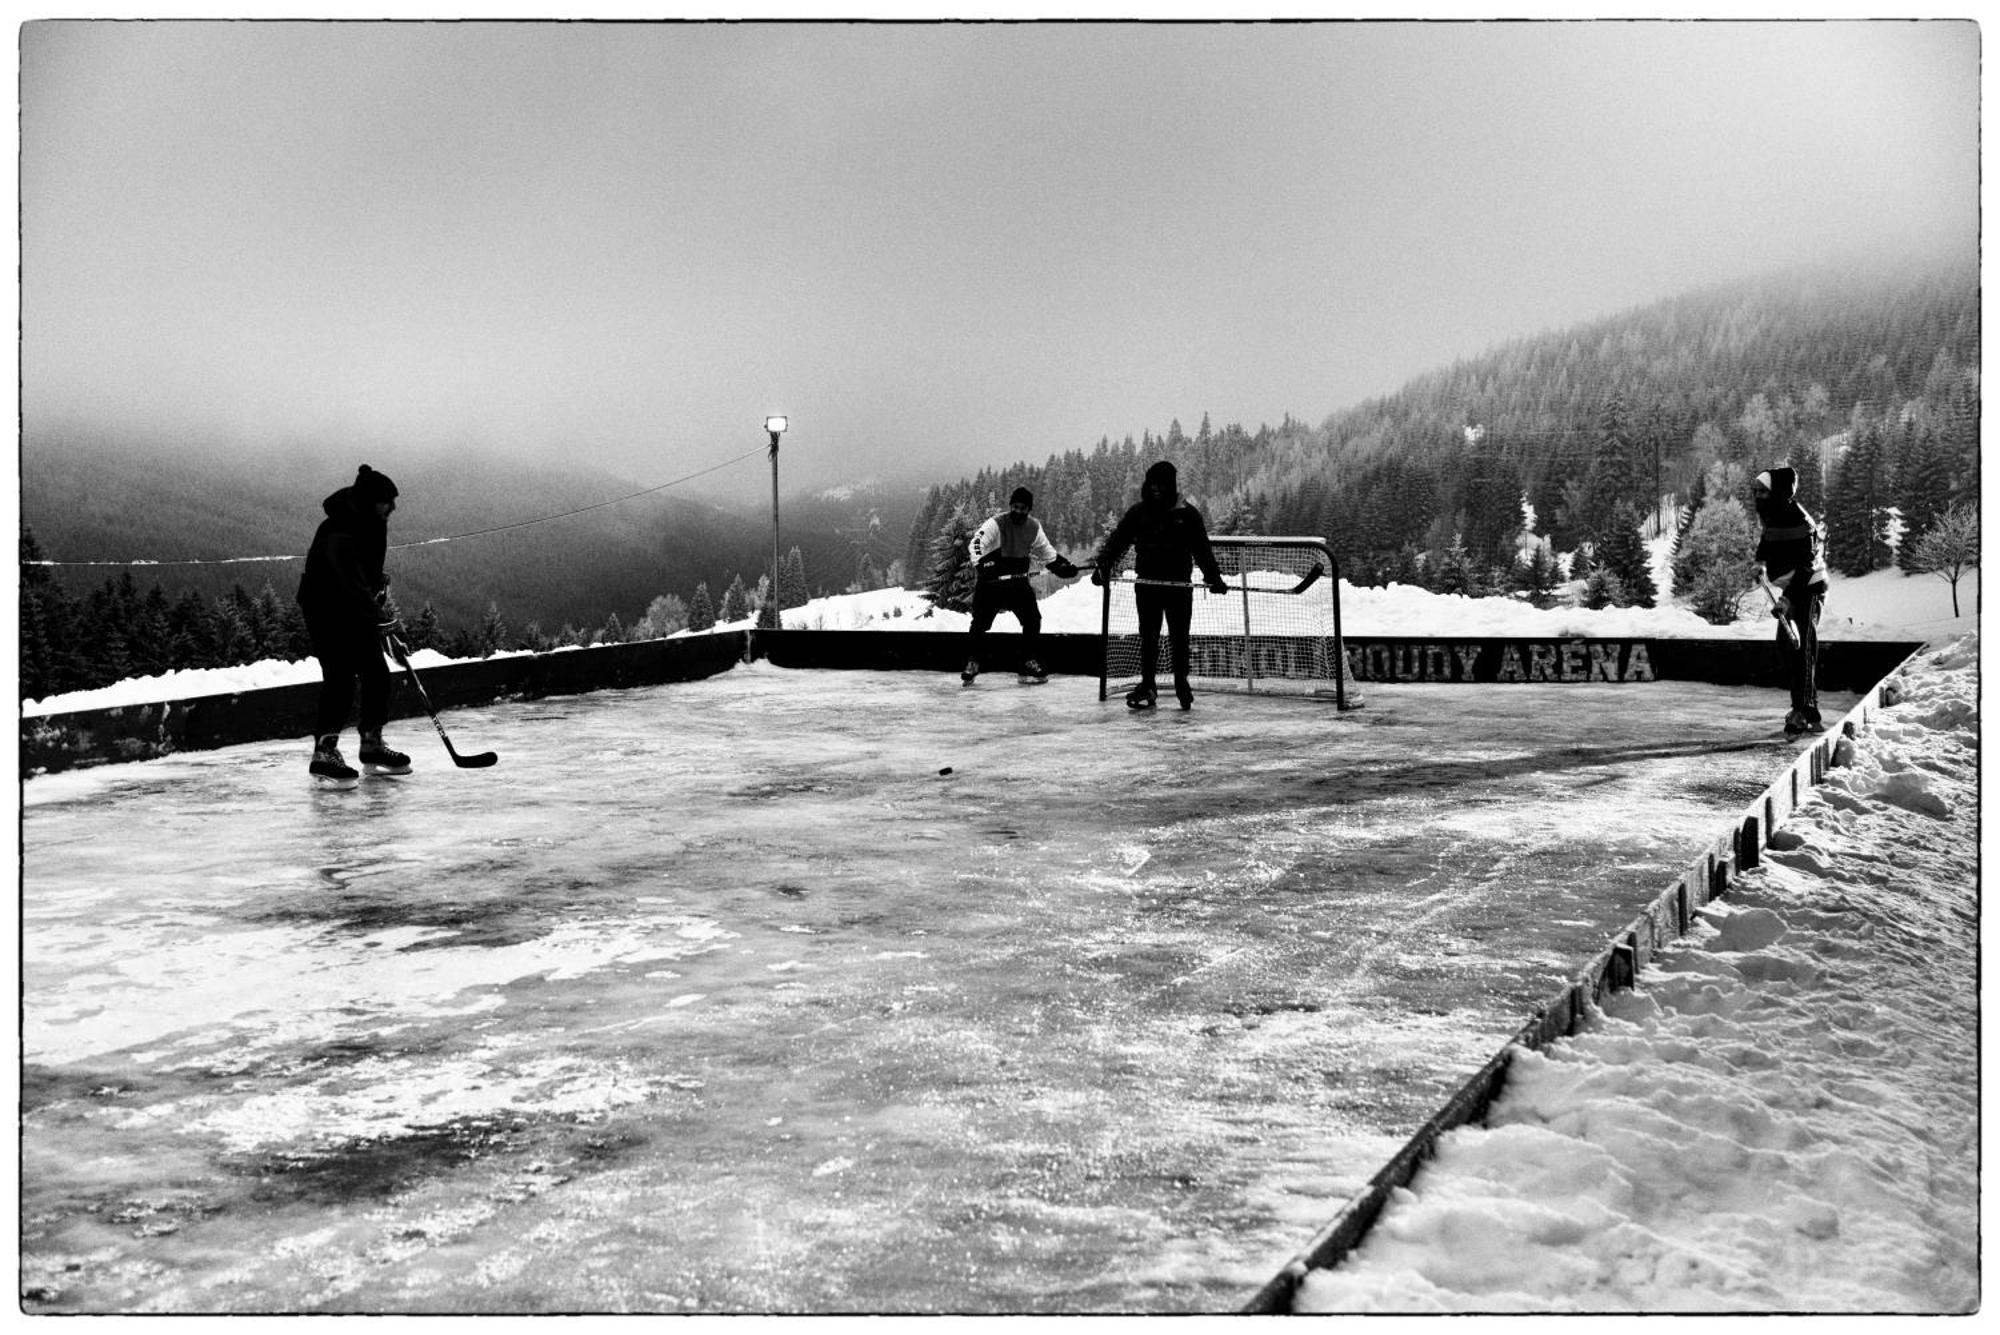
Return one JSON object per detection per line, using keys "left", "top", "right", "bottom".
{"left": 938, "top": 766, "right": 954, "bottom": 776}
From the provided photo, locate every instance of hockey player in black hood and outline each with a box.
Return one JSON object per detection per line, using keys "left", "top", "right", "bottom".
{"left": 296, "top": 465, "right": 410, "bottom": 785}
{"left": 1752, "top": 466, "right": 1830, "bottom": 736}
{"left": 1091, "top": 461, "right": 1228, "bottom": 710}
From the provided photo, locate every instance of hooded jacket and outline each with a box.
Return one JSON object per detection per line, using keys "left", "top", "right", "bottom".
{"left": 969, "top": 511, "right": 1059, "bottom": 578}
{"left": 1094, "top": 461, "right": 1225, "bottom": 585}
{"left": 297, "top": 467, "right": 396, "bottom": 629}
{"left": 1753, "top": 467, "right": 1829, "bottom": 593}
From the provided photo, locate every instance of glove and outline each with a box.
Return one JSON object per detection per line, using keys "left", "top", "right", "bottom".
{"left": 1206, "top": 576, "right": 1230, "bottom": 595}
{"left": 1047, "top": 555, "right": 1079, "bottom": 579}
{"left": 1090, "top": 566, "right": 1108, "bottom": 587}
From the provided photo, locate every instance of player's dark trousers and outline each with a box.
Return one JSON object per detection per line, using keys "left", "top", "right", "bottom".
{"left": 967, "top": 579, "right": 1041, "bottom": 665}
{"left": 306, "top": 615, "right": 391, "bottom": 739}
{"left": 1135, "top": 584, "right": 1194, "bottom": 685}
{"left": 1779, "top": 585, "right": 1825, "bottom": 723}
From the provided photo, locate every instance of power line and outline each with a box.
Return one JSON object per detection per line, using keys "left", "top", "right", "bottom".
{"left": 25, "top": 446, "right": 769, "bottom": 569}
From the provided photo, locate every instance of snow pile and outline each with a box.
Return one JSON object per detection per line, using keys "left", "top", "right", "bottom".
{"left": 17, "top": 644, "right": 502, "bottom": 718}
{"left": 1293, "top": 633, "right": 1979, "bottom": 1314}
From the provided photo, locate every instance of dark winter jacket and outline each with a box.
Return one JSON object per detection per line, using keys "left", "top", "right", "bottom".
{"left": 1752, "top": 467, "right": 1829, "bottom": 594}
{"left": 297, "top": 473, "right": 395, "bottom": 631}
{"left": 1094, "top": 462, "right": 1225, "bottom": 585}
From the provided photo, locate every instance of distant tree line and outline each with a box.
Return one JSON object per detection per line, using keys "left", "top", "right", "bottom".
{"left": 18, "top": 529, "right": 840, "bottom": 702}
{"left": 907, "top": 260, "right": 1979, "bottom": 624}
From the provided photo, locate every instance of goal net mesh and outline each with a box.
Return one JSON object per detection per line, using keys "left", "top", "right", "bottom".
{"left": 1098, "top": 535, "right": 1361, "bottom": 708}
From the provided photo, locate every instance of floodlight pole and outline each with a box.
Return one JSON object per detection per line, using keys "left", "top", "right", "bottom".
{"left": 765, "top": 415, "right": 788, "bottom": 623}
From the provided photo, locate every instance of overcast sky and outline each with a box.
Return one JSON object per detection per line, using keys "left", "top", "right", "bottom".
{"left": 18, "top": 17, "right": 1979, "bottom": 503}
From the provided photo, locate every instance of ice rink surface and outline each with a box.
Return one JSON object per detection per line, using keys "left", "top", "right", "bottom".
{"left": 19, "top": 661, "right": 1850, "bottom": 1314}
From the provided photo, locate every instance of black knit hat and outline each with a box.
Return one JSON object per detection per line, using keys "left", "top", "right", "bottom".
{"left": 354, "top": 464, "right": 399, "bottom": 503}
{"left": 1010, "top": 486, "right": 1033, "bottom": 509}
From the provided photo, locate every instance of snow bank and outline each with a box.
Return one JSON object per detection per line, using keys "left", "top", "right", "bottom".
{"left": 1293, "top": 633, "right": 1979, "bottom": 1314}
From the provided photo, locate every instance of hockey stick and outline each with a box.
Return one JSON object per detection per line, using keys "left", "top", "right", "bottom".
{"left": 981, "top": 561, "right": 1096, "bottom": 583}
{"left": 1118, "top": 563, "right": 1325, "bottom": 595}
{"left": 1761, "top": 582, "right": 1802, "bottom": 651}
{"left": 387, "top": 637, "right": 499, "bottom": 768}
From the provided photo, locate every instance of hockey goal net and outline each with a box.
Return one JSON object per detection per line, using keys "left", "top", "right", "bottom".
{"left": 1098, "top": 535, "right": 1361, "bottom": 708}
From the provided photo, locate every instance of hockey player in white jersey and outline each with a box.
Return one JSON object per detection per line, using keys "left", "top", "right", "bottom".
{"left": 960, "top": 487, "right": 1081, "bottom": 685}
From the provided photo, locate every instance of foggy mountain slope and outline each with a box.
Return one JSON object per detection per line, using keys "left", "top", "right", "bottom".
{"left": 20, "top": 436, "right": 759, "bottom": 632}
{"left": 21, "top": 432, "right": 932, "bottom": 634}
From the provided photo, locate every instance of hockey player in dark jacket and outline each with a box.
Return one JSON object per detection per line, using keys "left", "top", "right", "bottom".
{"left": 296, "top": 465, "right": 410, "bottom": 785}
{"left": 1091, "top": 460, "right": 1228, "bottom": 711}
{"left": 1752, "top": 466, "right": 1830, "bottom": 736}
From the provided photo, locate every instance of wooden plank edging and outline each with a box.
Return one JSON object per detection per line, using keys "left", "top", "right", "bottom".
{"left": 1239, "top": 644, "right": 1927, "bottom": 1313}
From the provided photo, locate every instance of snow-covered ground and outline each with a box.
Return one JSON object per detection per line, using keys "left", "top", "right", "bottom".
{"left": 19, "top": 560, "right": 1977, "bottom": 717}
{"left": 1293, "top": 631, "right": 1980, "bottom": 1313}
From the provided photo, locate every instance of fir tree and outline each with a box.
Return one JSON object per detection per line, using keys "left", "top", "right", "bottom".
{"left": 247, "top": 583, "right": 284, "bottom": 655}
{"left": 1825, "top": 424, "right": 1891, "bottom": 575}
{"left": 478, "top": 601, "right": 509, "bottom": 657}
{"left": 854, "top": 553, "right": 882, "bottom": 593}
{"left": 1790, "top": 439, "right": 1828, "bottom": 521}
{"left": 688, "top": 581, "right": 717, "bottom": 632}
{"left": 275, "top": 596, "right": 312, "bottom": 660}
{"left": 168, "top": 591, "right": 215, "bottom": 670}
{"left": 19, "top": 527, "right": 88, "bottom": 698}
{"left": 1595, "top": 502, "right": 1658, "bottom": 607}
{"left": 780, "top": 546, "right": 809, "bottom": 610}
{"left": 211, "top": 594, "right": 255, "bottom": 667}
{"left": 922, "top": 502, "right": 978, "bottom": 614}
{"left": 600, "top": 611, "right": 627, "bottom": 644}
{"left": 132, "top": 585, "right": 176, "bottom": 676}
{"left": 1586, "top": 394, "right": 1642, "bottom": 537}
{"left": 1513, "top": 541, "right": 1562, "bottom": 609}
{"left": 1668, "top": 465, "right": 1710, "bottom": 579}
{"left": 1580, "top": 563, "right": 1628, "bottom": 610}
{"left": 1461, "top": 427, "right": 1525, "bottom": 565}
{"left": 1431, "top": 534, "right": 1483, "bottom": 597}
{"left": 1896, "top": 425, "right": 1954, "bottom": 572}
{"left": 409, "top": 601, "right": 444, "bottom": 652}
{"left": 755, "top": 573, "right": 781, "bottom": 629}
{"left": 720, "top": 576, "right": 749, "bottom": 624}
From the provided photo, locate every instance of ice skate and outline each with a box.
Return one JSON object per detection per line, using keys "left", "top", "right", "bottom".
{"left": 1125, "top": 683, "right": 1158, "bottom": 710}
{"left": 1019, "top": 658, "right": 1049, "bottom": 686}
{"left": 309, "top": 735, "right": 360, "bottom": 789}
{"left": 960, "top": 659, "right": 980, "bottom": 687}
{"left": 358, "top": 730, "right": 412, "bottom": 775}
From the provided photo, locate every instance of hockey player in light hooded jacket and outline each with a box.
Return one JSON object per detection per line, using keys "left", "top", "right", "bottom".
{"left": 1752, "top": 465, "right": 1830, "bottom": 736}
{"left": 960, "top": 486, "right": 1081, "bottom": 686}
